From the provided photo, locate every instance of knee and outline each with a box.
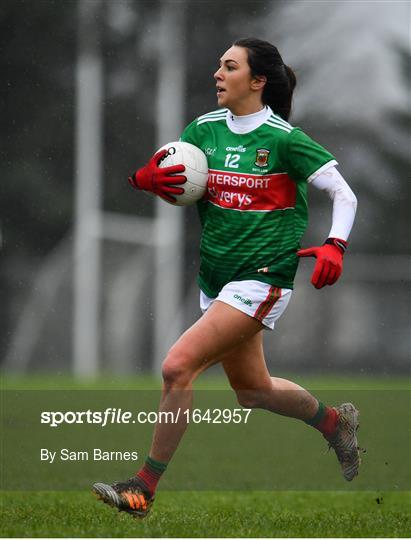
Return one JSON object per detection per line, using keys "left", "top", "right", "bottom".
{"left": 161, "top": 347, "right": 195, "bottom": 389}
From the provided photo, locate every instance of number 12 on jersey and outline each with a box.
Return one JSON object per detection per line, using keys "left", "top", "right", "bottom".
{"left": 224, "top": 153, "right": 240, "bottom": 168}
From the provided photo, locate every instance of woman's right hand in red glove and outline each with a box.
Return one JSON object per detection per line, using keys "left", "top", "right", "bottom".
{"left": 128, "top": 149, "right": 186, "bottom": 203}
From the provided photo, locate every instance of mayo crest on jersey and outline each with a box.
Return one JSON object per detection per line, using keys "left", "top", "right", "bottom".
{"left": 181, "top": 106, "right": 337, "bottom": 298}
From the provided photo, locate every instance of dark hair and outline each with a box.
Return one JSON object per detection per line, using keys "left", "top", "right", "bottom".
{"left": 233, "top": 37, "right": 296, "bottom": 121}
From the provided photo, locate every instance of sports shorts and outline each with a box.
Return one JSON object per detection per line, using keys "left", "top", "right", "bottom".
{"left": 200, "top": 280, "right": 292, "bottom": 330}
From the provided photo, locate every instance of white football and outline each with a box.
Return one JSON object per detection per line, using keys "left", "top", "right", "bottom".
{"left": 157, "top": 141, "right": 208, "bottom": 206}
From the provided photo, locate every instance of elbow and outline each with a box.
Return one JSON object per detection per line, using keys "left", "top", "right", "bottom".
{"left": 350, "top": 191, "right": 358, "bottom": 212}
{"left": 341, "top": 181, "right": 358, "bottom": 211}
{"left": 335, "top": 188, "right": 358, "bottom": 212}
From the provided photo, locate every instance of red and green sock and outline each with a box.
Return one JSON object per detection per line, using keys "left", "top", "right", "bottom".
{"left": 135, "top": 456, "right": 168, "bottom": 497}
{"left": 305, "top": 401, "right": 339, "bottom": 437}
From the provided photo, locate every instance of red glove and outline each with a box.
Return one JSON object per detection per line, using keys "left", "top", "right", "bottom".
{"left": 297, "top": 238, "right": 348, "bottom": 289}
{"left": 128, "top": 149, "right": 186, "bottom": 203}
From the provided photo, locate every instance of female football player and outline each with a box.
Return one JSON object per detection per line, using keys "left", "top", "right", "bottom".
{"left": 94, "top": 38, "right": 359, "bottom": 518}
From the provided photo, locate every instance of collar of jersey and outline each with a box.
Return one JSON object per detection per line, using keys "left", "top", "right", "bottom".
{"left": 226, "top": 105, "right": 273, "bottom": 134}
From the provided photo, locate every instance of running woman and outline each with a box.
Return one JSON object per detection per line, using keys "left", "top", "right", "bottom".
{"left": 94, "top": 38, "right": 360, "bottom": 518}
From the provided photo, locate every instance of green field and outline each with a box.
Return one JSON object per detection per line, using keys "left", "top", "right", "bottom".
{"left": 2, "top": 372, "right": 409, "bottom": 390}
{"left": 1, "top": 490, "right": 410, "bottom": 537}
{"left": 1, "top": 374, "right": 410, "bottom": 537}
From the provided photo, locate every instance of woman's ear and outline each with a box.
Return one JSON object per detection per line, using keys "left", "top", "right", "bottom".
{"left": 251, "top": 75, "right": 267, "bottom": 91}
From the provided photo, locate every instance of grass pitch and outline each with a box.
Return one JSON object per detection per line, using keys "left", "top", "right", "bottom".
{"left": 1, "top": 373, "right": 410, "bottom": 537}
{"left": 1, "top": 490, "right": 410, "bottom": 537}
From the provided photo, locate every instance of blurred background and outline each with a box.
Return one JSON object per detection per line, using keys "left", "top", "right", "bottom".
{"left": 1, "top": 0, "right": 410, "bottom": 378}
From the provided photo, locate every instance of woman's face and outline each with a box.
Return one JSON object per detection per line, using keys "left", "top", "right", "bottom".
{"left": 214, "top": 46, "right": 263, "bottom": 113}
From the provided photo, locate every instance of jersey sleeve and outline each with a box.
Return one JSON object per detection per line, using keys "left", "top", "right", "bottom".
{"left": 180, "top": 119, "right": 201, "bottom": 146}
{"left": 281, "top": 128, "right": 338, "bottom": 183}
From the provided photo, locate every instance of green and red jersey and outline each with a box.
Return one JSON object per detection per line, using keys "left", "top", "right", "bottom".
{"left": 181, "top": 107, "right": 337, "bottom": 298}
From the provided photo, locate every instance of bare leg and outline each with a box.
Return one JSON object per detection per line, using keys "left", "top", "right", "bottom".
{"left": 221, "top": 332, "right": 319, "bottom": 420}
{"left": 149, "top": 301, "right": 263, "bottom": 463}
{"left": 149, "top": 387, "right": 193, "bottom": 463}
{"left": 268, "top": 376, "right": 319, "bottom": 419}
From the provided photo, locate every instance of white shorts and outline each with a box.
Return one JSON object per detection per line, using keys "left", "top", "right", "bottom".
{"left": 200, "top": 280, "right": 292, "bottom": 330}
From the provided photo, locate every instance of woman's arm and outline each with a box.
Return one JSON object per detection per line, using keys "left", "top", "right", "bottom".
{"left": 298, "top": 166, "right": 358, "bottom": 289}
{"left": 310, "top": 166, "right": 358, "bottom": 240}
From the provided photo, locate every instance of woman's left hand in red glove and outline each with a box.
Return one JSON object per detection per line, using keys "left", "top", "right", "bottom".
{"left": 297, "top": 237, "right": 348, "bottom": 289}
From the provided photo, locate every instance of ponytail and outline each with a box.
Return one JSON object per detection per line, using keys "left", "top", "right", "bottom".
{"left": 274, "top": 64, "right": 296, "bottom": 121}
{"left": 233, "top": 38, "right": 296, "bottom": 121}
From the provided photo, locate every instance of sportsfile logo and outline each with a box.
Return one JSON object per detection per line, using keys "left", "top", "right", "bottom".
{"left": 233, "top": 293, "right": 253, "bottom": 307}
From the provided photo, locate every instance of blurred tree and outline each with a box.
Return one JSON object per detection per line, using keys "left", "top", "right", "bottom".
{"left": 310, "top": 42, "right": 411, "bottom": 254}
{"left": 3, "top": 0, "right": 407, "bottom": 370}
{"left": 0, "top": 0, "right": 273, "bottom": 361}
{"left": 1, "top": 0, "right": 76, "bottom": 256}
{"left": 0, "top": 0, "right": 77, "bottom": 359}
{"left": 376, "top": 43, "right": 411, "bottom": 253}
